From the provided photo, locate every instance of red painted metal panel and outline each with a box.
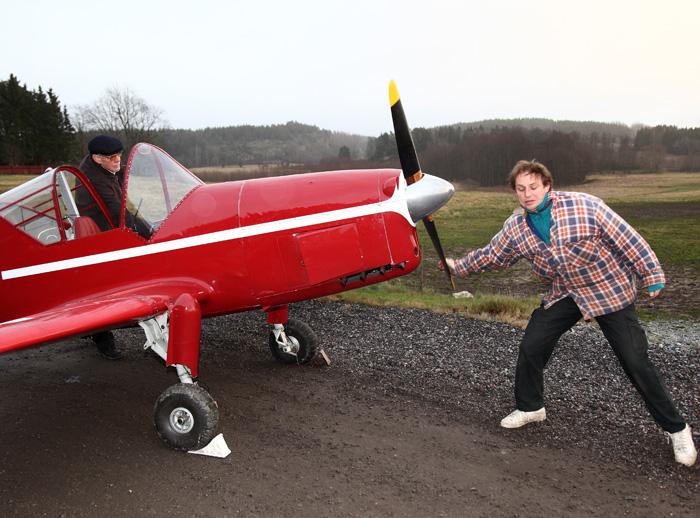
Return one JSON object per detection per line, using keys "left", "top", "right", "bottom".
{"left": 239, "top": 169, "right": 388, "bottom": 226}
{"left": 166, "top": 292, "right": 201, "bottom": 377}
{"left": 295, "top": 223, "right": 364, "bottom": 285}
{"left": 151, "top": 182, "right": 240, "bottom": 241}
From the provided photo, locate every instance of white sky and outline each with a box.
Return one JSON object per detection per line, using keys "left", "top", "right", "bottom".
{"left": 2, "top": 0, "right": 699, "bottom": 136}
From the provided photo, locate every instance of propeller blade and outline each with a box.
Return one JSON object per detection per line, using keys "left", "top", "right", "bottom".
{"left": 389, "top": 80, "right": 456, "bottom": 291}
{"left": 424, "top": 216, "right": 456, "bottom": 291}
{"left": 389, "top": 80, "right": 422, "bottom": 185}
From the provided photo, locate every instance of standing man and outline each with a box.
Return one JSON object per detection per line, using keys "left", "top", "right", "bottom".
{"left": 442, "top": 160, "right": 696, "bottom": 467}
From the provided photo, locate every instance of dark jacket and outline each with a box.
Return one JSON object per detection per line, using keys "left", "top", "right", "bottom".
{"left": 77, "top": 155, "right": 151, "bottom": 238}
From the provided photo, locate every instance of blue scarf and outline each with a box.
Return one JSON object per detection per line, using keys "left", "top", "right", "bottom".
{"left": 525, "top": 192, "right": 552, "bottom": 245}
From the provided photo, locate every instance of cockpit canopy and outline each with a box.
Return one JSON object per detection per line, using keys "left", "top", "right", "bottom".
{"left": 0, "top": 144, "right": 202, "bottom": 245}
{"left": 125, "top": 143, "right": 202, "bottom": 232}
{"left": 0, "top": 171, "right": 68, "bottom": 244}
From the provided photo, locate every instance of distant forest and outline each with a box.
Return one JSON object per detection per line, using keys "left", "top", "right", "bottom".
{"left": 2, "top": 74, "right": 700, "bottom": 186}
{"left": 157, "top": 122, "right": 369, "bottom": 167}
{"left": 367, "top": 121, "right": 700, "bottom": 186}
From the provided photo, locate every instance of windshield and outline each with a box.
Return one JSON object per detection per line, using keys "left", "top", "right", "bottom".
{"left": 0, "top": 172, "right": 62, "bottom": 244}
{"left": 125, "top": 143, "right": 202, "bottom": 231}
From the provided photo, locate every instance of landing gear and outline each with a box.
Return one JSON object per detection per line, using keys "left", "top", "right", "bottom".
{"left": 154, "top": 383, "right": 219, "bottom": 450}
{"left": 269, "top": 318, "right": 319, "bottom": 364}
{"left": 139, "top": 295, "right": 221, "bottom": 451}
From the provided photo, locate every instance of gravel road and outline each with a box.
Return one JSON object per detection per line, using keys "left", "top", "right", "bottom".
{"left": 0, "top": 299, "right": 698, "bottom": 516}
{"left": 293, "top": 300, "right": 700, "bottom": 478}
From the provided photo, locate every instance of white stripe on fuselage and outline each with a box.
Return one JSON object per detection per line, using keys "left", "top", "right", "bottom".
{"left": 1, "top": 185, "right": 413, "bottom": 281}
{"left": 0, "top": 316, "right": 32, "bottom": 325}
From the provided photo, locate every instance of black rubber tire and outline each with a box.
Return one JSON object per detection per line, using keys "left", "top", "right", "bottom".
{"left": 153, "top": 383, "right": 219, "bottom": 451}
{"left": 268, "top": 319, "right": 319, "bottom": 365}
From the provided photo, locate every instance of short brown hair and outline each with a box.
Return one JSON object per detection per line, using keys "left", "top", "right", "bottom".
{"left": 508, "top": 160, "right": 554, "bottom": 190}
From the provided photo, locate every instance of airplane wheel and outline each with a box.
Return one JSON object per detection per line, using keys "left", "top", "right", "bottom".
{"left": 269, "top": 319, "right": 318, "bottom": 364}
{"left": 153, "top": 383, "right": 219, "bottom": 450}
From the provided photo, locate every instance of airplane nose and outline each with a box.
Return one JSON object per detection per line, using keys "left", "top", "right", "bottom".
{"left": 404, "top": 173, "right": 455, "bottom": 223}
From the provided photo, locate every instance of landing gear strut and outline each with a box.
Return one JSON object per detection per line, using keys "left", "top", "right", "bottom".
{"left": 139, "top": 293, "right": 220, "bottom": 450}
{"left": 269, "top": 318, "right": 319, "bottom": 364}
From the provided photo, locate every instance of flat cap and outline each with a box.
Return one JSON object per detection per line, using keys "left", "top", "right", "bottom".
{"left": 88, "top": 135, "right": 123, "bottom": 155}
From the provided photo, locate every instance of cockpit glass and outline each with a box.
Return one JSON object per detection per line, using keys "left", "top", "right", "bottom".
{"left": 0, "top": 172, "right": 62, "bottom": 244}
{"left": 125, "top": 144, "right": 202, "bottom": 231}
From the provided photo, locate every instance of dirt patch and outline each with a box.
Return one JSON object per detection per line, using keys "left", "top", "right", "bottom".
{"left": 636, "top": 264, "right": 700, "bottom": 315}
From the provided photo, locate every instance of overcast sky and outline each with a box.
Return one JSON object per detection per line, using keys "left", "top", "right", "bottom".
{"left": 2, "top": 0, "right": 698, "bottom": 136}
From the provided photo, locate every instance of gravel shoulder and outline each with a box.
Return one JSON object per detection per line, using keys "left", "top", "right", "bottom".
{"left": 0, "top": 299, "right": 698, "bottom": 516}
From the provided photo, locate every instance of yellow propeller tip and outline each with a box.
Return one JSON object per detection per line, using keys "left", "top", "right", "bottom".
{"left": 389, "top": 80, "right": 400, "bottom": 107}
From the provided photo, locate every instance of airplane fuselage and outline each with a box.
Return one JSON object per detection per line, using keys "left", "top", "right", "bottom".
{"left": 0, "top": 169, "right": 421, "bottom": 327}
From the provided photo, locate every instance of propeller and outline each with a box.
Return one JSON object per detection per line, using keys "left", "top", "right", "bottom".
{"left": 389, "top": 80, "right": 456, "bottom": 291}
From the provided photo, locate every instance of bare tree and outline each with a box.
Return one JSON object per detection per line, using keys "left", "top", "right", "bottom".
{"left": 74, "top": 87, "right": 168, "bottom": 148}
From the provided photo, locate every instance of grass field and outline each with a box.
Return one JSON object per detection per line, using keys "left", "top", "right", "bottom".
{"left": 0, "top": 175, "right": 35, "bottom": 194}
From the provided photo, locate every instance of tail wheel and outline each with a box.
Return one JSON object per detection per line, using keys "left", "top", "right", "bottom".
{"left": 154, "top": 383, "right": 219, "bottom": 450}
{"left": 268, "top": 319, "right": 318, "bottom": 364}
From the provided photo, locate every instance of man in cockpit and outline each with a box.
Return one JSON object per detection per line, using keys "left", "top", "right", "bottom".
{"left": 76, "top": 135, "right": 151, "bottom": 239}
{"left": 77, "top": 135, "right": 151, "bottom": 360}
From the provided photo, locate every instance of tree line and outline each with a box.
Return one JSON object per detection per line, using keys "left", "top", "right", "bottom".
{"left": 158, "top": 122, "right": 368, "bottom": 167}
{"left": 2, "top": 74, "right": 700, "bottom": 186}
{"left": 367, "top": 121, "right": 700, "bottom": 186}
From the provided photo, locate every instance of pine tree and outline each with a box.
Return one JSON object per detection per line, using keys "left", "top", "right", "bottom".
{"left": 0, "top": 74, "right": 75, "bottom": 166}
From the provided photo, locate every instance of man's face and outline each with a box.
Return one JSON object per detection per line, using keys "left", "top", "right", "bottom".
{"left": 94, "top": 152, "right": 122, "bottom": 174}
{"left": 514, "top": 172, "right": 550, "bottom": 211}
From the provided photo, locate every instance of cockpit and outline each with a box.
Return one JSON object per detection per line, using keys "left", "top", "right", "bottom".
{"left": 0, "top": 144, "right": 202, "bottom": 245}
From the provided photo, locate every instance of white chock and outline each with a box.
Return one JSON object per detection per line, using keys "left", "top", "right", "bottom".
{"left": 188, "top": 433, "right": 231, "bottom": 459}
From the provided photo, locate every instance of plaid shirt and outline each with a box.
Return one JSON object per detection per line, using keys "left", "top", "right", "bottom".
{"left": 454, "top": 191, "right": 665, "bottom": 319}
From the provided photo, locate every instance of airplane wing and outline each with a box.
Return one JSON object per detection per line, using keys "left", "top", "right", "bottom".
{"left": 0, "top": 280, "right": 213, "bottom": 354}
{"left": 0, "top": 295, "right": 167, "bottom": 354}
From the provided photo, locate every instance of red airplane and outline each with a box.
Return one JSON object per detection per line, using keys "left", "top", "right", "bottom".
{"left": 0, "top": 82, "right": 455, "bottom": 450}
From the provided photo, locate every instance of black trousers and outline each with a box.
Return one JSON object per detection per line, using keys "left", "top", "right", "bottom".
{"left": 515, "top": 297, "right": 685, "bottom": 433}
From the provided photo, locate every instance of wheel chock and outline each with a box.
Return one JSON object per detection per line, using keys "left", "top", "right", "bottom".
{"left": 188, "top": 433, "right": 231, "bottom": 458}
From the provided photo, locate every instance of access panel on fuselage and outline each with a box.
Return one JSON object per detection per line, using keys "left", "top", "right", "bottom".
{"left": 238, "top": 170, "right": 395, "bottom": 297}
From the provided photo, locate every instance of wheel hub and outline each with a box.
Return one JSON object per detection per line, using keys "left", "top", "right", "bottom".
{"left": 284, "top": 335, "right": 300, "bottom": 355}
{"left": 169, "top": 406, "right": 194, "bottom": 434}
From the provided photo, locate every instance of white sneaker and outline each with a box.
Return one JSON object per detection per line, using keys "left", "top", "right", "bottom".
{"left": 667, "top": 425, "right": 697, "bottom": 467}
{"left": 500, "top": 408, "right": 546, "bottom": 429}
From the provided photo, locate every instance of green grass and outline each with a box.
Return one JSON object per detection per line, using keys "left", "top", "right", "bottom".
{"left": 328, "top": 281, "right": 540, "bottom": 328}
{"left": 660, "top": 182, "right": 700, "bottom": 193}
{"left": 433, "top": 191, "right": 514, "bottom": 251}
{"left": 636, "top": 306, "right": 700, "bottom": 321}
{"left": 0, "top": 175, "right": 35, "bottom": 194}
{"left": 610, "top": 202, "right": 700, "bottom": 270}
